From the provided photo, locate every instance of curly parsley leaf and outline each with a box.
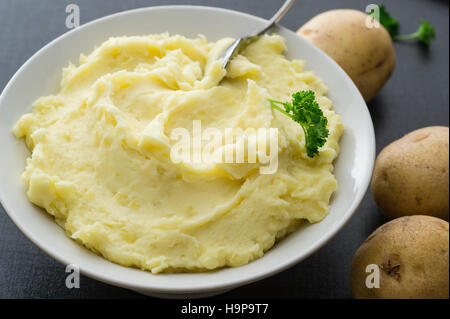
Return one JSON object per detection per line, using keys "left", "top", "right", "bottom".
{"left": 269, "top": 91, "right": 329, "bottom": 158}
{"left": 370, "top": 4, "right": 399, "bottom": 37}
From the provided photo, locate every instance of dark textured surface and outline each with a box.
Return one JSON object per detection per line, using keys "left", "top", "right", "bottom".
{"left": 0, "top": 0, "right": 448, "bottom": 299}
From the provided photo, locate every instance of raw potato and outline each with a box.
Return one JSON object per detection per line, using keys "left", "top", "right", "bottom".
{"left": 371, "top": 126, "right": 449, "bottom": 221}
{"left": 297, "top": 9, "right": 395, "bottom": 102}
{"left": 350, "top": 216, "right": 449, "bottom": 299}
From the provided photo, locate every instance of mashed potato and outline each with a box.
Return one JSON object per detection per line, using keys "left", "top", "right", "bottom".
{"left": 13, "top": 33, "right": 343, "bottom": 273}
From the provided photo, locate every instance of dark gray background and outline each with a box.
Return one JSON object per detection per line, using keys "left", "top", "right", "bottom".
{"left": 0, "top": 0, "right": 448, "bottom": 299}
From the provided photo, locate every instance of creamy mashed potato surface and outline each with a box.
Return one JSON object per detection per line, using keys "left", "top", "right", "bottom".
{"left": 14, "top": 33, "right": 343, "bottom": 273}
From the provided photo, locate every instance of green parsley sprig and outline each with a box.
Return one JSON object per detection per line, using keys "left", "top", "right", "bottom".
{"left": 370, "top": 4, "right": 436, "bottom": 47}
{"left": 394, "top": 20, "right": 436, "bottom": 47}
{"left": 269, "top": 90, "right": 329, "bottom": 158}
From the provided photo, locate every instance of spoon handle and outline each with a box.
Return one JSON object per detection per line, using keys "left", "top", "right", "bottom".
{"left": 220, "top": 0, "right": 295, "bottom": 69}
{"left": 259, "top": 0, "right": 295, "bottom": 36}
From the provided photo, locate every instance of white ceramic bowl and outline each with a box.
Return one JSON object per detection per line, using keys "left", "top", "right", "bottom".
{"left": 0, "top": 6, "right": 375, "bottom": 298}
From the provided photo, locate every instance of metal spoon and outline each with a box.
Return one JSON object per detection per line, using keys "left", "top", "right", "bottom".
{"left": 220, "top": 0, "right": 295, "bottom": 69}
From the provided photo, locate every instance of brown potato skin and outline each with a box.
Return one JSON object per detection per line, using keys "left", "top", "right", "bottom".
{"left": 297, "top": 9, "right": 395, "bottom": 102}
{"left": 371, "top": 126, "right": 449, "bottom": 221}
{"left": 350, "top": 216, "right": 449, "bottom": 299}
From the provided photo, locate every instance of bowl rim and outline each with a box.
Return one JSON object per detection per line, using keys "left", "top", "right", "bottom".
{"left": 0, "top": 5, "right": 376, "bottom": 295}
